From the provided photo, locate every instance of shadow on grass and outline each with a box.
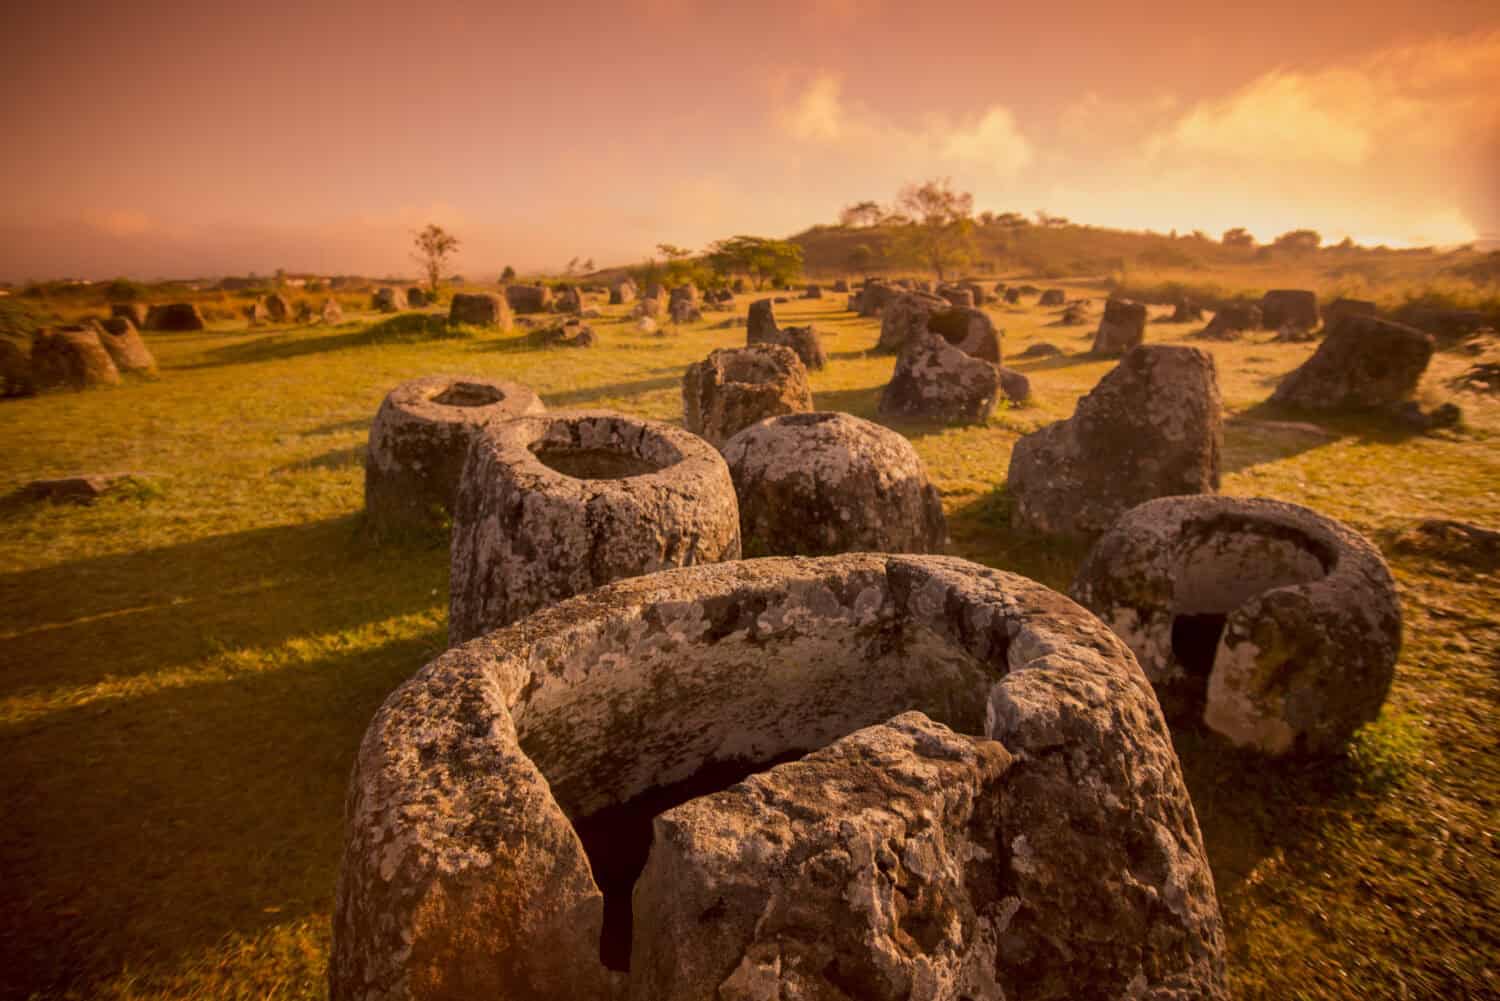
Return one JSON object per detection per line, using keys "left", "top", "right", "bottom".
{"left": 0, "top": 622, "right": 445, "bottom": 998}
{"left": 274, "top": 444, "right": 367, "bottom": 474}
{"left": 1010, "top": 350, "right": 1111, "bottom": 372}
{"left": 184, "top": 315, "right": 502, "bottom": 369}
{"left": 941, "top": 487, "right": 1090, "bottom": 592}
{"left": 812, "top": 384, "right": 884, "bottom": 421}
{"left": 544, "top": 374, "right": 683, "bottom": 409}
{"left": 0, "top": 514, "right": 447, "bottom": 702}
{"left": 1172, "top": 721, "right": 1406, "bottom": 899}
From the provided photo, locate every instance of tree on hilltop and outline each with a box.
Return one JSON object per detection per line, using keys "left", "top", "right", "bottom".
{"left": 413, "top": 224, "right": 460, "bottom": 291}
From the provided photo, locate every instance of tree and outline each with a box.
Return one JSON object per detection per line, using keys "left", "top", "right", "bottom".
{"left": 1272, "top": 229, "right": 1322, "bottom": 253}
{"left": 893, "top": 178, "right": 976, "bottom": 281}
{"left": 848, "top": 243, "right": 879, "bottom": 279}
{"left": 838, "top": 200, "right": 884, "bottom": 228}
{"left": 1221, "top": 228, "right": 1255, "bottom": 248}
{"left": 566, "top": 256, "right": 580, "bottom": 275}
{"left": 412, "top": 224, "right": 460, "bottom": 291}
{"left": 704, "top": 236, "right": 804, "bottom": 290}
{"left": 501, "top": 265, "right": 516, "bottom": 282}
{"left": 583, "top": 258, "right": 595, "bottom": 272}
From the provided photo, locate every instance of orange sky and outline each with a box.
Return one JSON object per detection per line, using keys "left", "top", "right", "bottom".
{"left": 2, "top": 0, "right": 1497, "bottom": 280}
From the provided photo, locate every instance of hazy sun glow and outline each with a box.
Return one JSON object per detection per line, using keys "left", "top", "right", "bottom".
{"left": 1, "top": 0, "right": 1496, "bottom": 280}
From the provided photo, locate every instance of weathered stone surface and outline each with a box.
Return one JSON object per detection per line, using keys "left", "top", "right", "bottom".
{"left": 1171, "top": 299, "right": 1205, "bottom": 322}
{"left": 17, "top": 473, "right": 144, "bottom": 503}
{"left": 802, "top": 283, "right": 823, "bottom": 299}
{"left": 448, "top": 292, "right": 513, "bottom": 329}
{"left": 1260, "top": 289, "right": 1319, "bottom": 331}
{"left": 682, "top": 344, "right": 813, "bottom": 448}
{"left": 998, "top": 365, "right": 1031, "bottom": 403}
{"left": 832, "top": 278, "right": 850, "bottom": 293}
{"left": 938, "top": 285, "right": 975, "bottom": 309}
{"left": 448, "top": 412, "right": 740, "bottom": 641}
{"left": 321, "top": 298, "right": 345, "bottom": 324}
{"left": 244, "top": 300, "right": 269, "bottom": 325}
{"left": 332, "top": 554, "right": 1226, "bottom": 1001}
{"left": 30, "top": 327, "right": 121, "bottom": 391}
{"left": 878, "top": 292, "right": 1001, "bottom": 362}
{"left": 1008, "top": 345, "right": 1222, "bottom": 539}
{"left": 610, "top": 281, "right": 637, "bottom": 305}
{"left": 854, "top": 279, "right": 902, "bottom": 317}
{"left": 723, "top": 412, "right": 945, "bottom": 556}
{"left": 1324, "top": 297, "right": 1377, "bottom": 328}
{"left": 372, "top": 287, "right": 407, "bottom": 313}
{"left": 746, "top": 298, "right": 779, "bottom": 345}
{"left": 1195, "top": 302, "right": 1262, "bottom": 341}
{"left": 145, "top": 302, "right": 206, "bottom": 331}
{"left": 744, "top": 299, "right": 825, "bottom": 369}
{"left": 1388, "top": 400, "right": 1462, "bottom": 432}
{"left": 265, "top": 293, "right": 293, "bottom": 321}
{"left": 0, "top": 338, "right": 34, "bottom": 397}
{"left": 535, "top": 319, "right": 597, "bottom": 348}
{"left": 1072, "top": 495, "right": 1401, "bottom": 755}
{"left": 1003, "top": 287, "right": 1021, "bottom": 303}
{"left": 1054, "top": 303, "right": 1091, "bottom": 326}
{"left": 634, "top": 296, "right": 664, "bottom": 321}
{"left": 505, "top": 284, "right": 554, "bottom": 314}
{"left": 1270, "top": 315, "right": 1433, "bottom": 412}
{"left": 961, "top": 279, "right": 989, "bottom": 305}
{"left": 407, "top": 287, "right": 429, "bottom": 308}
{"left": 364, "top": 375, "right": 545, "bottom": 536}
{"left": 1389, "top": 518, "right": 1500, "bottom": 571}
{"left": 1091, "top": 298, "right": 1147, "bottom": 356}
{"left": 1039, "top": 288, "right": 1065, "bottom": 306}
{"left": 111, "top": 303, "right": 147, "bottom": 327}
{"left": 635, "top": 316, "right": 658, "bottom": 334}
{"left": 880, "top": 331, "right": 1001, "bottom": 424}
{"left": 669, "top": 298, "right": 702, "bottom": 324}
{"left": 1017, "top": 341, "right": 1061, "bottom": 358}
{"left": 557, "top": 286, "right": 584, "bottom": 313}
{"left": 95, "top": 317, "right": 158, "bottom": 377}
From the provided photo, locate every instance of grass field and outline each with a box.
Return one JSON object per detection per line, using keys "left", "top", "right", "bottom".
{"left": 1, "top": 289, "right": 1496, "bottom": 999}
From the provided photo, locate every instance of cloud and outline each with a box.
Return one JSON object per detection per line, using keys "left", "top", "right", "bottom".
{"left": 88, "top": 210, "right": 154, "bottom": 237}
{"left": 1143, "top": 32, "right": 1500, "bottom": 169}
{"left": 940, "top": 108, "right": 1032, "bottom": 175}
{"left": 773, "top": 71, "right": 1033, "bottom": 178}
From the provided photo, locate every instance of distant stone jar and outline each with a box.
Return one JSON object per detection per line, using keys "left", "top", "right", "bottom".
{"left": 447, "top": 412, "right": 740, "bottom": 642}
{"left": 722, "top": 411, "right": 946, "bottom": 556}
{"left": 364, "top": 375, "right": 545, "bottom": 536}
{"left": 682, "top": 344, "right": 813, "bottom": 448}
{"left": 371, "top": 287, "right": 407, "bottom": 313}
{"left": 144, "top": 302, "right": 206, "bottom": 331}
{"left": 879, "top": 331, "right": 1002, "bottom": 424}
{"left": 1270, "top": 315, "right": 1433, "bottom": 412}
{"left": 1091, "top": 298, "right": 1147, "bottom": 356}
{"left": 1260, "top": 289, "right": 1320, "bottom": 331}
{"left": 30, "top": 327, "right": 121, "bottom": 391}
{"left": 1008, "top": 345, "right": 1222, "bottom": 539}
{"left": 332, "top": 554, "right": 1228, "bottom": 1001}
{"left": 447, "top": 292, "right": 512, "bottom": 329}
{"left": 1071, "top": 495, "right": 1401, "bottom": 755}
{"left": 94, "top": 317, "right": 158, "bottom": 377}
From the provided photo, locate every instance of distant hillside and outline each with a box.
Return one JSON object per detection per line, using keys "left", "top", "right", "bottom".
{"left": 790, "top": 221, "right": 1500, "bottom": 311}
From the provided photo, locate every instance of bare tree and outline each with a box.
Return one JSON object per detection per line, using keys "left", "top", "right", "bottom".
{"left": 412, "top": 224, "right": 460, "bottom": 291}
{"left": 838, "top": 200, "right": 885, "bottom": 228}
{"left": 894, "top": 178, "right": 976, "bottom": 281}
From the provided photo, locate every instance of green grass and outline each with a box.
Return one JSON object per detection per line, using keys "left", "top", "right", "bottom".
{"left": 1, "top": 290, "right": 1496, "bottom": 1000}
